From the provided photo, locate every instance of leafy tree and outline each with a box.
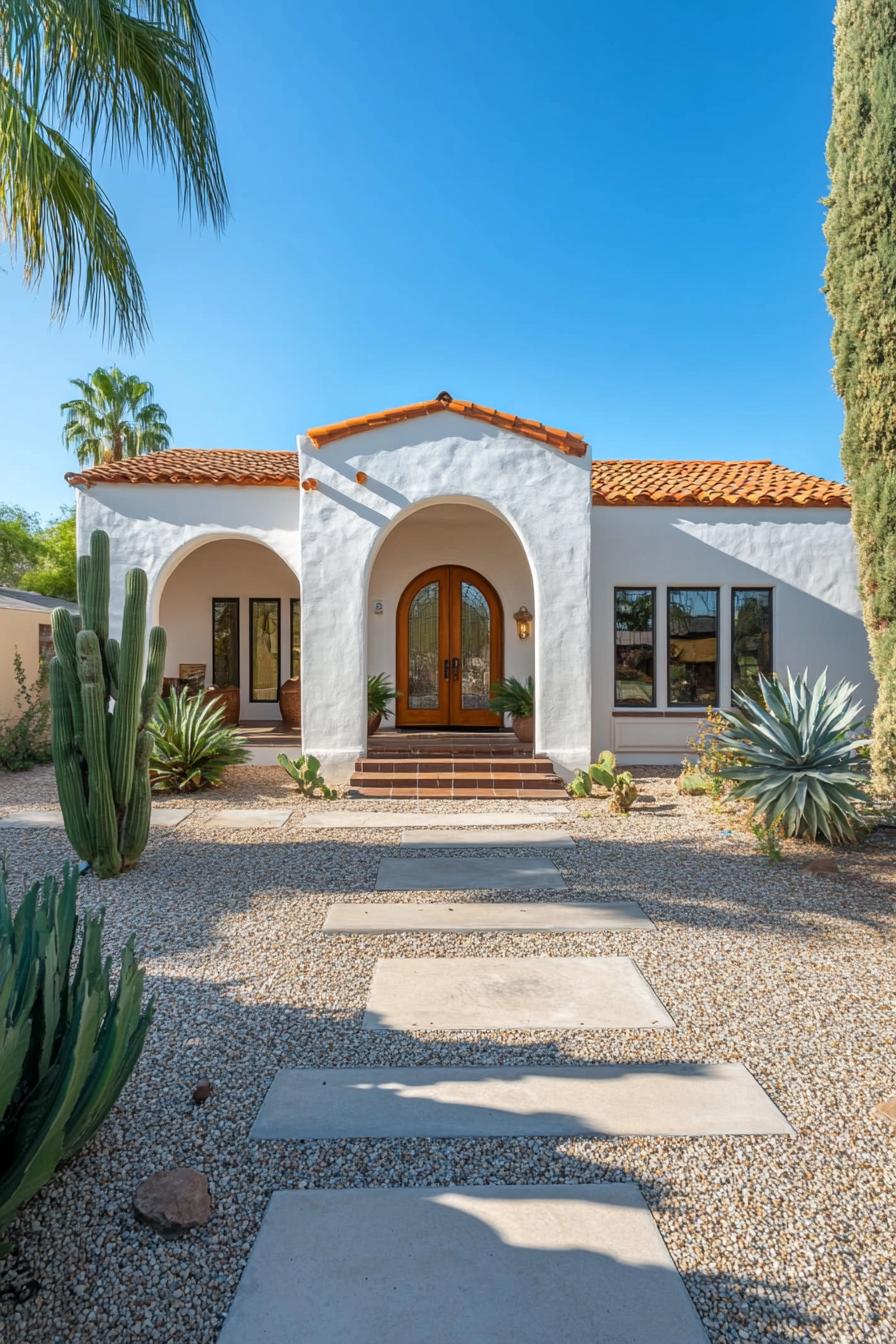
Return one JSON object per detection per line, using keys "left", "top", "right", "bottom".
{"left": 824, "top": 0, "right": 896, "bottom": 795}
{"left": 0, "top": 0, "right": 227, "bottom": 348}
{"left": 62, "top": 368, "right": 171, "bottom": 466}
{"left": 0, "top": 503, "right": 41, "bottom": 582}
{"left": 19, "top": 508, "right": 77, "bottom": 600}
{"left": 0, "top": 505, "right": 77, "bottom": 599}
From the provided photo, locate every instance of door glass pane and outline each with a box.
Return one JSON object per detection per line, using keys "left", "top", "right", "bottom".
{"left": 460, "top": 581, "right": 491, "bottom": 709}
{"left": 408, "top": 581, "right": 439, "bottom": 709}
{"left": 290, "top": 598, "right": 301, "bottom": 678}
{"left": 668, "top": 588, "right": 718, "bottom": 706}
{"left": 212, "top": 599, "right": 239, "bottom": 686}
{"left": 250, "top": 599, "right": 280, "bottom": 702}
{"left": 614, "top": 588, "right": 655, "bottom": 705}
{"left": 732, "top": 588, "right": 772, "bottom": 700}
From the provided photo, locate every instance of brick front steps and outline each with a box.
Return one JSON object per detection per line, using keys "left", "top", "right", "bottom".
{"left": 349, "top": 753, "right": 567, "bottom": 799}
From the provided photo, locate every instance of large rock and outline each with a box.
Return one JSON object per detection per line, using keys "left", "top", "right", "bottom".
{"left": 803, "top": 856, "right": 839, "bottom": 875}
{"left": 134, "top": 1168, "right": 211, "bottom": 1235}
{"left": 872, "top": 1097, "right": 896, "bottom": 1128}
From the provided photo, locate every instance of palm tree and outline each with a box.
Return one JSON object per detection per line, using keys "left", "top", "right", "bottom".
{"left": 0, "top": 1, "right": 227, "bottom": 348}
{"left": 62, "top": 367, "right": 172, "bottom": 466}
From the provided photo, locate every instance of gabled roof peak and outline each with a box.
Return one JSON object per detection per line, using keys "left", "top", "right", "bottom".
{"left": 306, "top": 395, "right": 588, "bottom": 455}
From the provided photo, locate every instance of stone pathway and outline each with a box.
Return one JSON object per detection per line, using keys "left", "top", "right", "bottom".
{"left": 203, "top": 807, "right": 293, "bottom": 829}
{"left": 375, "top": 855, "right": 567, "bottom": 891}
{"left": 217, "top": 1185, "right": 710, "bottom": 1344}
{"left": 221, "top": 808, "right": 793, "bottom": 1342}
{"left": 252, "top": 1063, "right": 794, "bottom": 1141}
{"left": 323, "top": 899, "right": 654, "bottom": 933}
{"left": 302, "top": 808, "right": 564, "bottom": 828}
{"left": 0, "top": 805, "right": 193, "bottom": 829}
{"left": 400, "top": 826, "right": 574, "bottom": 847}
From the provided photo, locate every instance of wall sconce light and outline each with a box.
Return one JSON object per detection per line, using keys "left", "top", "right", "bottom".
{"left": 514, "top": 606, "right": 533, "bottom": 640}
{"left": 301, "top": 478, "right": 318, "bottom": 492}
{"left": 355, "top": 471, "right": 368, "bottom": 485}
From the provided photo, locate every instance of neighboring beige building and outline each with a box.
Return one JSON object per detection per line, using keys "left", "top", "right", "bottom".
{"left": 0, "top": 589, "right": 79, "bottom": 719}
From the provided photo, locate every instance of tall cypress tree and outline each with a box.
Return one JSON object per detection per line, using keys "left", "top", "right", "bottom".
{"left": 824, "top": 0, "right": 896, "bottom": 796}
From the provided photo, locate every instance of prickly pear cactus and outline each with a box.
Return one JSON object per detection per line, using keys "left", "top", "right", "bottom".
{"left": 277, "top": 752, "right": 337, "bottom": 799}
{"left": 50, "top": 530, "right": 166, "bottom": 878}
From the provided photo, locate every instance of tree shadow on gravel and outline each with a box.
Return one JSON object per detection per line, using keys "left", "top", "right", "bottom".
{"left": 0, "top": 969, "right": 827, "bottom": 1344}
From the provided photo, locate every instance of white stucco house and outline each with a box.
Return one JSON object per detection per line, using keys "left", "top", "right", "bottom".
{"left": 65, "top": 392, "right": 870, "bottom": 789}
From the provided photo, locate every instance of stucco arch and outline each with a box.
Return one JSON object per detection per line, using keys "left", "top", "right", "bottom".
{"left": 150, "top": 530, "right": 301, "bottom": 627}
{"left": 296, "top": 410, "right": 592, "bottom": 780}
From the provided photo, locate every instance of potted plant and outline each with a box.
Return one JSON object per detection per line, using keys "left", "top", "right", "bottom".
{"left": 278, "top": 676, "right": 301, "bottom": 728}
{"left": 367, "top": 673, "right": 398, "bottom": 734}
{"left": 489, "top": 675, "right": 534, "bottom": 742}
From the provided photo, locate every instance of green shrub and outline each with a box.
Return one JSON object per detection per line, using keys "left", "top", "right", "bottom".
{"left": 367, "top": 674, "right": 398, "bottom": 720}
{"left": 676, "top": 766, "right": 713, "bottom": 796}
{"left": 488, "top": 676, "right": 534, "bottom": 720}
{"left": 150, "top": 686, "right": 249, "bottom": 791}
{"left": 0, "top": 861, "right": 153, "bottom": 1243}
{"left": 277, "top": 753, "right": 337, "bottom": 799}
{"left": 716, "top": 670, "right": 870, "bottom": 845}
{"left": 0, "top": 653, "right": 51, "bottom": 772}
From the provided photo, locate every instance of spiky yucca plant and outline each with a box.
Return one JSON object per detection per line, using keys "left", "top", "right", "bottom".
{"left": 715, "top": 670, "right": 870, "bottom": 844}
{"left": 0, "top": 862, "right": 153, "bottom": 1240}
{"left": 150, "top": 687, "right": 249, "bottom": 791}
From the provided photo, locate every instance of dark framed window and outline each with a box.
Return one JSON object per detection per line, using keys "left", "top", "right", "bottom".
{"left": 250, "top": 598, "right": 280, "bottom": 703}
{"left": 731, "top": 588, "right": 772, "bottom": 701}
{"left": 614, "top": 588, "right": 656, "bottom": 706}
{"left": 667, "top": 588, "right": 719, "bottom": 707}
{"left": 290, "top": 598, "right": 301, "bottom": 678}
{"left": 212, "top": 598, "right": 240, "bottom": 687}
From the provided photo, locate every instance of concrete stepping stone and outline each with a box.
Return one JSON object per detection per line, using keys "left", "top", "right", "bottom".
{"left": 401, "top": 828, "right": 573, "bottom": 848}
{"left": 216, "top": 1184, "right": 709, "bottom": 1344}
{"left": 376, "top": 856, "right": 566, "bottom": 892}
{"left": 0, "top": 806, "right": 193, "bottom": 829}
{"left": 324, "top": 900, "right": 653, "bottom": 934}
{"left": 303, "top": 809, "right": 564, "bottom": 829}
{"left": 363, "top": 956, "right": 674, "bottom": 1032}
{"left": 251, "top": 1062, "right": 793, "bottom": 1139}
{"left": 203, "top": 808, "right": 292, "bottom": 829}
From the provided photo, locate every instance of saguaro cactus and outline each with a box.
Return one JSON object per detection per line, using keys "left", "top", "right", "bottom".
{"left": 50, "top": 530, "right": 166, "bottom": 878}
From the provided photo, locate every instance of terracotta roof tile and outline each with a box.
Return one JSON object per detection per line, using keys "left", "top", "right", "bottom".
{"left": 591, "top": 459, "right": 851, "bottom": 508}
{"left": 65, "top": 449, "right": 299, "bottom": 488}
{"left": 306, "top": 394, "right": 589, "bottom": 455}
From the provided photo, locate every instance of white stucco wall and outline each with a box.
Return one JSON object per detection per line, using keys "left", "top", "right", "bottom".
{"left": 591, "top": 506, "right": 872, "bottom": 762}
{"left": 73, "top": 482, "right": 301, "bottom": 633}
{"left": 298, "top": 410, "right": 593, "bottom": 781}
{"left": 367, "top": 501, "right": 535, "bottom": 700}
{"left": 157, "top": 538, "right": 300, "bottom": 720}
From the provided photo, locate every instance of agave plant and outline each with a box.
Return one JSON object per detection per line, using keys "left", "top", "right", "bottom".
{"left": 715, "top": 670, "right": 870, "bottom": 844}
{"left": 0, "top": 862, "right": 153, "bottom": 1240}
{"left": 150, "top": 687, "right": 249, "bottom": 791}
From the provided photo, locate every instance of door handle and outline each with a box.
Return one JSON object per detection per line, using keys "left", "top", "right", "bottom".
{"left": 451, "top": 657, "right": 460, "bottom": 681}
{"left": 443, "top": 659, "right": 450, "bottom": 680}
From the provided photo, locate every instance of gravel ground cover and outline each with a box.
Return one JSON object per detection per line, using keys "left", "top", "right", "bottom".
{"left": 0, "top": 764, "right": 894, "bottom": 1343}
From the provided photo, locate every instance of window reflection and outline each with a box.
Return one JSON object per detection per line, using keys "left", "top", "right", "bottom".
{"left": 668, "top": 588, "right": 718, "bottom": 706}
{"left": 614, "top": 589, "right": 655, "bottom": 705}
{"left": 732, "top": 588, "right": 772, "bottom": 699}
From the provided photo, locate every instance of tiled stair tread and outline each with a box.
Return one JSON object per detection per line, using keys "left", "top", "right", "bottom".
{"left": 356, "top": 757, "right": 548, "bottom": 770}
{"left": 350, "top": 787, "right": 568, "bottom": 799}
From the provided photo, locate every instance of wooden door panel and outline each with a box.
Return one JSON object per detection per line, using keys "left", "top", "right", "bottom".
{"left": 395, "top": 565, "right": 503, "bottom": 728}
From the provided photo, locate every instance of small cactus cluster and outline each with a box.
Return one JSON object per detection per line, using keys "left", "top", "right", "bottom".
{"left": 50, "top": 530, "right": 166, "bottom": 878}
{"left": 568, "top": 750, "right": 638, "bottom": 814}
{"left": 277, "top": 752, "right": 337, "bottom": 799}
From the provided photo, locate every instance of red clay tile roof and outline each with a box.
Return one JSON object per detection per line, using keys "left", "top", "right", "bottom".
{"left": 64, "top": 446, "right": 851, "bottom": 510}
{"left": 65, "top": 449, "right": 299, "bottom": 488}
{"left": 591, "top": 459, "right": 851, "bottom": 508}
{"left": 306, "top": 392, "right": 589, "bottom": 455}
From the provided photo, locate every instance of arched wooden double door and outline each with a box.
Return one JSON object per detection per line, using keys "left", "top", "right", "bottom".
{"left": 396, "top": 566, "right": 503, "bottom": 728}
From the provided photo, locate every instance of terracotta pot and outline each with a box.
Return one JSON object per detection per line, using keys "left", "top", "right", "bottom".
{"left": 367, "top": 711, "right": 382, "bottom": 736}
{"left": 279, "top": 676, "right": 302, "bottom": 728}
{"left": 206, "top": 685, "right": 240, "bottom": 727}
{"left": 512, "top": 714, "right": 534, "bottom": 743}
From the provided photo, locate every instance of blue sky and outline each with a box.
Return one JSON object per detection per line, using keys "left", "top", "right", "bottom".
{"left": 0, "top": 1, "right": 840, "bottom": 519}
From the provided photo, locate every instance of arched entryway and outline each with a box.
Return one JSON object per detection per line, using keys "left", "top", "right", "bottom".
{"left": 396, "top": 565, "right": 503, "bottom": 728}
